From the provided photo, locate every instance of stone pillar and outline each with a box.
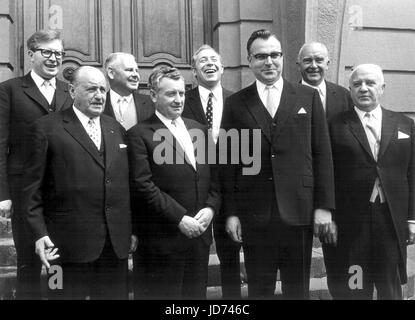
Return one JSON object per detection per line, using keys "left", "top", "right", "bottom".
{"left": 0, "top": 0, "right": 20, "bottom": 82}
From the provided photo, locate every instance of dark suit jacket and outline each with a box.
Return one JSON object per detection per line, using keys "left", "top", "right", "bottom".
{"left": 221, "top": 80, "right": 335, "bottom": 235}
{"left": 127, "top": 114, "right": 221, "bottom": 255}
{"left": 0, "top": 73, "right": 72, "bottom": 201}
{"left": 23, "top": 108, "right": 132, "bottom": 263}
{"left": 103, "top": 91, "right": 154, "bottom": 122}
{"left": 325, "top": 81, "right": 353, "bottom": 121}
{"left": 329, "top": 107, "right": 415, "bottom": 282}
{"left": 182, "top": 86, "right": 233, "bottom": 125}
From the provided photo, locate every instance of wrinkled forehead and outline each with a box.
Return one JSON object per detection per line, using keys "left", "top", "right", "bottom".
{"left": 301, "top": 45, "right": 328, "bottom": 59}
{"left": 196, "top": 48, "right": 221, "bottom": 61}
{"left": 158, "top": 77, "right": 185, "bottom": 91}
{"left": 350, "top": 67, "right": 384, "bottom": 84}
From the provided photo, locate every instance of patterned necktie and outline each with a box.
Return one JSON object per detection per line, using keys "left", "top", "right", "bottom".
{"left": 205, "top": 92, "right": 213, "bottom": 129}
{"left": 266, "top": 86, "right": 278, "bottom": 118}
{"left": 87, "top": 118, "right": 101, "bottom": 149}
{"left": 364, "top": 112, "right": 380, "bottom": 160}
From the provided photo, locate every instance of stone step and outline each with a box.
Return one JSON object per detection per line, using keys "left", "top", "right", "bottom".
{"left": 0, "top": 237, "right": 16, "bottom": 267}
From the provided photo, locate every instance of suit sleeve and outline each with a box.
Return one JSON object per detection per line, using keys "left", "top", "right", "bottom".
{"left": 22, "top": 121, "right": 49, "bottom": 240}
{"left": 311, "top": 90, "right": 335, "bottom": 211}
{"left": 127, "top": 127, "right": 188, "bottom": 235}
{"left": 0, "top": 82, "right": 11, "bottom": 201}
{"left": 408, "top": 119, "right": 415, "bottom": 221}
{"left": 204, "top": 128, "right": 221, "bottom": 214}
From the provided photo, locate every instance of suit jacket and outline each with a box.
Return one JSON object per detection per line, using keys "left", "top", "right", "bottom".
{"left": 182, "top": 86, "right": 233, "bottom": 125}
{"left": 127, "top": 114, "right": 221, "bottom": 255}
{"left": 0, "top": 73, "right": 72, "bottom": 201}
{"left": 329, "top": 107, "right": 415, "bottom": 282}
{"left": 23, "top": 108, "right": 132, "bottom": 263}
{"left": 325, "top": 81, "right": 353, "bottom": 121}
{"left": 221, "top": 80, "right": 335, "bottom": 233}
{"left": 103, "top": 91, "right": 154, "bottom": 123}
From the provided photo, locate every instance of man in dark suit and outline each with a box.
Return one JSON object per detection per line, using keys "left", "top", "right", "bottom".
{"left": 127, "top": 67, "right": 220, "bottom": 299}
{"left": 0, "top": 30, "right": 72, "bottom": 299}
{"left": 23, "top": 66, "right": 134, "bottom": 299}
{"left": 329, "top": 64, "right": 415, "bottom": 299}
{"left": 103, "top": 52, "right": 154, "bottom": 130}
{"left": 182, "top": 44, "right": 241, "bottom": 299}
{"left": 221, "top": 29, "right": 335, "bottom": 299}
{"left": 297, "top": 42, "right": 353, "bottom": 299}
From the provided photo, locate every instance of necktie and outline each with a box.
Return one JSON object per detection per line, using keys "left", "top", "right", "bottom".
{"left": 42, "top": 80, "right": 55, "bottom": 105}
{"left": 266, "top": 86, "right": 278, "bottom": 118}
{"left": 87, "top": 118, "right": 101, "bottom": 149}
{"left": 364, "top": 112, "right": 380, "bottom": 160}
{"left": 206, "top": 92, "right": 213, "bottom": 129}
{"left": 318, "top": 87, "right": 326, "bottom": 111}
{"left": 171, "top": 120, "right": 196, "bottom": 169}
{"left": 117, "top": 97, "right": 128, "bottom": 123}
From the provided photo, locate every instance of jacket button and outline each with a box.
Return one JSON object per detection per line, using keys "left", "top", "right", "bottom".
{"left": 106, "top": 178, "right": 111, "bottom": 184}
{"left": 268, "top": 177, "right": 273, "bottom": 181}
{"left": 271, "top": 154, "right": 276, "bottom": 158}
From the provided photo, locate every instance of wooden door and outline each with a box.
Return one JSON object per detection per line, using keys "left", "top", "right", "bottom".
{"left": 21, "top": 0, "right": 211, "bottom": 91}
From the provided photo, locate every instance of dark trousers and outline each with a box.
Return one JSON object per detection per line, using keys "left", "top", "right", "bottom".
{"left": 242, "top": 216, "right": 313, "bottom": 299}
{"left": 134, "top": 238, "right": 210, "bottom": 299}
{"left": 322, "top": 238, "right": 348, "bottom": 299}
{"left": 9, "top": 174, "right": 42, "bottom": 299}
{"left": 214, "top": 216, "right": 242, "bottom": 299}
{"left": 48, "top": 236, "right": 128, "bottom": 300}
{"left": 342, "top": 199, "right": 402, "bottom": 300}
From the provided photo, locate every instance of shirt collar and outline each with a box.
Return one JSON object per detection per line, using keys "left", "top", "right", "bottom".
{"left": 198, "top": 84, "right": 222, "bottom": 102}
{"left": 256, "top": 77, "right": 284, "bottom": 94}
{"left": 110, "top": 89, "right": 133, "bottom": 104}
{"left": 354, "top": 104, "right": 382, "bottom": 122}
{"left": 31, "top": 70, "right": 56, "bottom": 89}
{"left": 73, "top": 105, "right": 100, "bottom": 127}
{"left": 155, "top": 110, "right": 185, "bottom": 129}
{"left": 301, "top": 79, "right": 326, "bottom": 97}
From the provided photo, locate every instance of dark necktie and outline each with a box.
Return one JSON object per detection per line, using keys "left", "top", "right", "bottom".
{"left": 205, "top": 92, "right": 213, "bottom": 129}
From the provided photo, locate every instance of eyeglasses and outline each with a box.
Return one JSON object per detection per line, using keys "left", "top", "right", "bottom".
{"left": 251, "top": 52, "right": 283, "bottom": 61}
{"left": 32, "top": 48, "right": 66, "bottom": 59}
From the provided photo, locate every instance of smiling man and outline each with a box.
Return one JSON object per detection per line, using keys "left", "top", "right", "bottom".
{"left": 221, "top": 29, "right": 335, "bottom": 299}
{"left": 23, "top": 66, "right": 134, "bottom": 299}
{"left": 103, "top": 52, "right": 154, "bottom": 130}
{"left": 0, "top": 29, "right": 72, "bottom": 299}
{"left": 182, "top": 45, "right": 241, "bottom": 299}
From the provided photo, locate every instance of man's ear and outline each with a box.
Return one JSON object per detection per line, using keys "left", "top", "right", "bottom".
{"left": 107, "top": 67, "right": 115, "bottom": 80}
{"left": 149, "top": 89, "right": 157, "bottom": 103}
{"left": 69, "top": 84, "right": 76, "bottom": 99}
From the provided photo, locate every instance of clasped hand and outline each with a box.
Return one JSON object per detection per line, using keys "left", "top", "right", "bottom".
{"left": 178, "top": 207, "right": 214, "bottom": 239}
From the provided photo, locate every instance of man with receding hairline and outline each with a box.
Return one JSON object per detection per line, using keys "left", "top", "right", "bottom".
{"left": 23, "top": 66, "right": 134, "bottom": 299}
{"left": 329, "top": 63, "right": 415, "bottom": 299}
{"left": 103, "top": 52, "right": 154, "bottom": 130}
{"left": 0, "top": 29, "right": 72, "bottom": 299}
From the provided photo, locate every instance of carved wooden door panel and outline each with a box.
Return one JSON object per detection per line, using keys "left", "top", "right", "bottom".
{"left": 22, "top": 0, "right": 211, "bottom": 90}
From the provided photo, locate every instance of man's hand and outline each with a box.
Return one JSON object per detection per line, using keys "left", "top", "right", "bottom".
{"left": 408, "top": 223, "right": 415, "bottom": 245}
{"left": 178, "top": 215, "right": 203, "bottom": 239}
{"left": 226, "top": 216, "right": 243, "bottom": 243}
{"left": 194, "top": 207, "right": 214, "bottom": 234}
{"left": 129, "top": 235, "right": 138, "bottom": 253}
{"left": 314, "top": 208, "right": 337, "bottom": 245}
{"left": 0, "top": 200, "right": 12, "bottom": 218}
{"left": 35, "top": 236, "right": 59, "bottom": 269}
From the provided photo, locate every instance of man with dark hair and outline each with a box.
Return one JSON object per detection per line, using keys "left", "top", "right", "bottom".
{"left": 182, "top": 44, "right": 240, "bottom": 299}
{"left": 221, "top": 29, "right": 335, "bottom": 299}
{"left": 128, "top": 67, "right": 220, "bottom": 299}
{"left": 23, "top": 66, "right": 134, "bottom": 299}
{"left": 103, "top": 52, "right": 154, "bottom": 129}
{"left": 0, "top": 29, "right": 72, "bottom": 299}
{"left": 297, "top": 42, "right": 353, "bottom": 299}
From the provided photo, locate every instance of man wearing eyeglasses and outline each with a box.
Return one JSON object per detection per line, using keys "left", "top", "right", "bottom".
{"left": 0, "top": 29, "right": 72, "bottom": 299}
{"left": 221, "top": 29, "right": 335, "bottom": 299}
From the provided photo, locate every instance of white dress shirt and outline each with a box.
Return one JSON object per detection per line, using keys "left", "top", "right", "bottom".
{"left": 110, "top": 90, "right": 137, "bottom": 130}
{"left": 31, "top": 70, "right": 56, "bottom": 105}
{"left": 198, "top": 85, "right": 223, "bottom": 144}
{"left": 73, "top": 106, "right": 101, "bottom": 149}
{"left": 256, "top": 77, "right": 284, "bottom": 117}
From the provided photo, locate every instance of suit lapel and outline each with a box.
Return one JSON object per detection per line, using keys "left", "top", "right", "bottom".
{"left": 104, "top": 92, "right": 116, "bottom": 118}
{"left": 325, "top": 82, "right": 337, "bottom": 119}
{"left": 272, "top": 81, "right": 297, "bottom": 140}
{"left": 134, "top": 92, "right": 153, "bottom": 122}
{"left": 346, "top": 110, "right": 374, "bottom": 161}
{"left": 55, "top": 79, "right": 70, "bottom": 111}
{"left": 187, "top": 88, "right": 207, "bottom": 125}
{"left": 243, "top": 83, "right": 272, "bottom": 143}
{"left": 21, "top": 73, "right": 50, "bottom": 113}
{"left": 62, "top": 108, "right": 105, "bottom": 168}
{"left": 378, "top": 108, "right": 398, "bottom": 160}
{"left": 101, "top": 116, "right": 118, "bottom": 170}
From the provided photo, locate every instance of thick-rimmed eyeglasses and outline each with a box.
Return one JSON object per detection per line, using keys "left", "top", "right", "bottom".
{"left": 251, "top": 52, "right": 283, "bottom": 61}
{"left": 32, "top": 48, "right": 66, "bottom": 59}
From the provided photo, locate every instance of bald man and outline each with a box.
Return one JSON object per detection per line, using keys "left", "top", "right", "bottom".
{"left": 103, "top": 52, "right": 154, "bottom": 129}
{"left": 329, "top": 64, "right": 415, "bottom": 299}
{"left": 297, "top": 42, "right": 353, "bottom": 299}
{"left": 23, "top": 66, "right": 135, "bottom": 299}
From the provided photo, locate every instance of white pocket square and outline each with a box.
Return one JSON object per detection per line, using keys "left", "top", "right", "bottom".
{"left": 119, "top": 144, "right": 128, "bottom": 149}
{"left": 298, "top": 107, "right": 307, "bottom": 114}
{"left": 398, "top": 131, "right": 410, "bottom": 139}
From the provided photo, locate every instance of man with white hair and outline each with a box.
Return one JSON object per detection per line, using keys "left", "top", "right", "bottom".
{"left": 103, "top": 52, "right": 154, "bottom": 130}
{"left": 329, "top": 64, "right": 415, "bottom": 299}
